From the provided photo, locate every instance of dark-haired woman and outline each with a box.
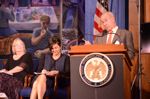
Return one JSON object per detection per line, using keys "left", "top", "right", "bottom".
{"left": 30, "top": 36, "right": 70, "bottom": 99}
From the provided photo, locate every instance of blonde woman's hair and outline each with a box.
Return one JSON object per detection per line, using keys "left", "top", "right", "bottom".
{"left": 12, "top": 38, "right": 26, "bottom": 54}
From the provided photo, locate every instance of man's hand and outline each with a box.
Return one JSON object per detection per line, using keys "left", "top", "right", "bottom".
{"left": 84, "top": 40, "right": 91, "bottom": 45}
{"left": 40, "top": 29, "right": 46, "bottom": 38}
{"left": 34, "top": 50, "right": 43, "bottom": 58}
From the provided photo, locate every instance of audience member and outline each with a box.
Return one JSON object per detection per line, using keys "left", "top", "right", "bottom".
{"left": 85, "top": 12, "right": 135, "bottom": 59}
{"left": 0, "top": 38, "right": 33, "bottom": 99}
{"left": 30, "top": 36, "right": 70, "bottom": 99}
{"left": 0, "top": 0, "right": 17, "bottom": 37}
{"left": 31, "top": 15, "right": 53, "bottom": 58}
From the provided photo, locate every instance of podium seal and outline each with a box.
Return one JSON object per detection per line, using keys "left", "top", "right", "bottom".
{"left": 79, "top": 53, "right": 114, "bottom": 87}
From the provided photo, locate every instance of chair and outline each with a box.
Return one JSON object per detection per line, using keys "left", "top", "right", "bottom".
{"left": 0, "top": 59, "right": 4, "bottom": 70}
{"left": 19, "top": 57, "right": 44, "bottom": 99}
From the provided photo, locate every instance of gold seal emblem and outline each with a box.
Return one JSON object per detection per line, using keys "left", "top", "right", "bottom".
{"left": 79, "top": 53, "right": 114, "bottom": 87}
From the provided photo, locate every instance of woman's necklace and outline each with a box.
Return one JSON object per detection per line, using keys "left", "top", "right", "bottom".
{"left": 53, "top": 53, "right": 61, "bottom": 60}
{"left": 13, "top": 53, "right": 25, "bottom": 60}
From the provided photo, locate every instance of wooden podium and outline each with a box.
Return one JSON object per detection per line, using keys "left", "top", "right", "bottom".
{"left": 69, "top": 44, "right": 132, "bottom": 99}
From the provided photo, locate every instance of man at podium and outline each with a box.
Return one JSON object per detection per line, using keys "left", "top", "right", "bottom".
{"left": 86, "top": 12, "right": 135, "bottom": 59}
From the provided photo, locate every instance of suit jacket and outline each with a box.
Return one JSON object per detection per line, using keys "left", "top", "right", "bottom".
{"left": 94, "top": 29, "right": 135, "bottom": 59}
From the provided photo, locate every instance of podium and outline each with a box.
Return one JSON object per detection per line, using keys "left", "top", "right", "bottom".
{"left": 69, "top": 44, "right": 132, "bottom": 99}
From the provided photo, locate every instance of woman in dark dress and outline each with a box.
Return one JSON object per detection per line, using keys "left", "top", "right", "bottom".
{"left": 30, "top": 36, "right": 70, "bottom": 99}
{"left": 0, "top": 38, "right": 33, "bottom": 99}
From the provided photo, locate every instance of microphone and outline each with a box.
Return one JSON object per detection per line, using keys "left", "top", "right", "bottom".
{"left": 82, "top": 32, "right": 104, "bottom": 45}
{"left": 84, "top": 32, "right": 103, "bottom": 37}
{"left": 83, "top": 30, "right": 123, "bottom": 45}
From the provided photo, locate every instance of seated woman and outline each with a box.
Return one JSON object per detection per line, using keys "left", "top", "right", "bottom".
{"left": 0, "top": 38, "right": 33, "bottom": 99}
{"left": 30, "top": 36, "right": 70, "bottom": 99}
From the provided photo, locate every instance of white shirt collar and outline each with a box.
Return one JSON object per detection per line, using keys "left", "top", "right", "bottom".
{"left": 106, "top": 26, "right": 118, "bottom": 43}
{"left": 111, "top": 26, "right": 118, "bottom": 33}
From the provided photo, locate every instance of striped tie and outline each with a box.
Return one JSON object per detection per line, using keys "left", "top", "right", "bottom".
{"left": 107, "top": 32, "right": 113, "bottom": 44}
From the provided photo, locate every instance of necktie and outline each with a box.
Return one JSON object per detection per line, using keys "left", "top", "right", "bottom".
{"left": 107, "top": 33, "right": 113, "bottom": 44}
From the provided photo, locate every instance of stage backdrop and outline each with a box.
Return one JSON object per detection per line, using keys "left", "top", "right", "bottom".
{"left": 9, "top": 6, "right": 58, "bottom": 30}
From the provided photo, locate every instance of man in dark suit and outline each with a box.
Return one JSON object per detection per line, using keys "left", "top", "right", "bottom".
{"left": 86, "top": 12, "right": 135, "bottom": 59}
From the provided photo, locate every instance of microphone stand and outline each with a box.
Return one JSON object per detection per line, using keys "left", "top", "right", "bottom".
{"left": 131, "top": 0, "right": 142, "bottom": 99}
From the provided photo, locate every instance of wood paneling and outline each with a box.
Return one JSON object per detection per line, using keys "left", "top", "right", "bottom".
{"left": 129, "top": 0, "right": 139, "bottom": 50}
{"left": 144, "top": 0, "right": 150, "bottom": 22}
{"left": 129, "top": 1, "right": 150, "bottom": 99}
{"left": 141, "top": 53, "right": 150, "bottom": 99}
{"left": 0, "top": 33, "right": 32, "bottom": 55}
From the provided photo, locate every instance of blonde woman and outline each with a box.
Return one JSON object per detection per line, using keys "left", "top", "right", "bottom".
{"left": 0, "top": 38, "right": 33, "bottom": 99}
